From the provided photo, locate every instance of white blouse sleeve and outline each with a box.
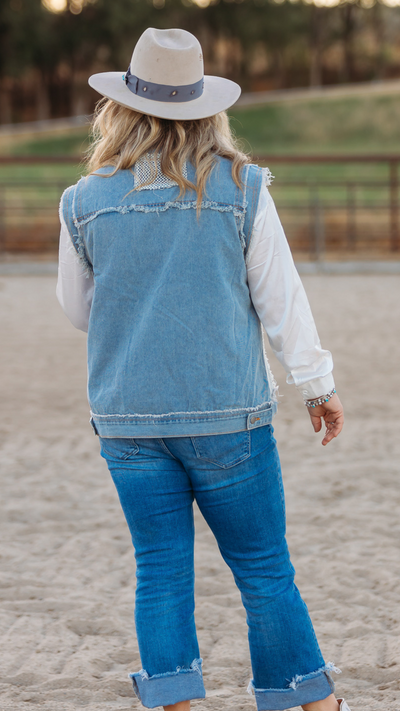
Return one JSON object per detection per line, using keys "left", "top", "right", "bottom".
{"left": 246, "top": 184, "right": 335, "bottom": 400}
{"left": 56, "top": 214, "right": 94, "bottom": 333}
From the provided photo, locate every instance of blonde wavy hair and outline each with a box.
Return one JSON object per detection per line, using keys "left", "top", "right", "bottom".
{"left": 85, "top": 99, "right": 250, "bottom": 210}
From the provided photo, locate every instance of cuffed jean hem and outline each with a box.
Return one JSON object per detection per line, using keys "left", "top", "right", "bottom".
{"left": 130, "top": 658, "right": 206, "bottom": 708}
{"left": 248, "top": 663, "right": 338, "bottom": 711}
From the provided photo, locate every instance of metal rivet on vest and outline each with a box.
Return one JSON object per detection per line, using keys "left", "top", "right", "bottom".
{"left": 143, "top": 86, "right": 148, "bottom": 92}
{"left": 171, "top": 90, "right": 177, "bottom": 96}
{"left": 191, "top": 90, "right": 195, "bottom": 95}
{"left": 250, "top": 416, "right": 261, "bottom": 424}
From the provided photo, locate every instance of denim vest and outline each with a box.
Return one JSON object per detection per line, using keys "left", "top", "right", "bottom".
{"left": 61, "top": 156, "right": 278, "bottom": 437}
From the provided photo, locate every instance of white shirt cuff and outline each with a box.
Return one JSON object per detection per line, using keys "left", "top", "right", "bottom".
{"left": 296, "top": 372, "right": 336, "bottom": 400}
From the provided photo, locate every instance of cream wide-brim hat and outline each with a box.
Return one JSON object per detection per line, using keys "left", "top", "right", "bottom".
{"left": 89, "top": 27, "right": 241, "bottom": 121}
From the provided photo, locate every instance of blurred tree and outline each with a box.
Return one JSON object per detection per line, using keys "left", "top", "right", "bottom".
{"left": 341, "top": 0, "right": 357, "bottom": 81}
{"left": 372, "top": 1, "right": 386, "bottom": 79}
{"left": 0, "top": 0, "right": 13, "bottom": 121}
{"left": 2, "top": 0, "right": 400, "bottom": 123}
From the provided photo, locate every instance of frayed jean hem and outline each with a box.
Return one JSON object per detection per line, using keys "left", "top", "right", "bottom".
{"left": 248, "top": 664, "right": 338, "bottom": 711}
{"left": 130, "top": 658, "right": 206, "bottom": 708}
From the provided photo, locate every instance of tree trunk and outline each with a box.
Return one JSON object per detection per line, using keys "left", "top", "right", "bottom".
{"left": 309, "top": 5, "right": 323, "bottom": 87}
{"left": 342, "top": 2, "right": 356, "bottom": 83}
{"left": 373, "top": 2, "right": 386, "bottom": 80}
{"left": 36, "top": 71, "right": 51, "bottom": 121}
{"left": 0, "top": 78, "right": 12, "bottom": 124}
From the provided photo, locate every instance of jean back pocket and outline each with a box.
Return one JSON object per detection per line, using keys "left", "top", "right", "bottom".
{"left": 191, "top": 430, "right": 251, "bottom": 469}
{"left": 99, "top": 437, "right": 139, "bottom": 461}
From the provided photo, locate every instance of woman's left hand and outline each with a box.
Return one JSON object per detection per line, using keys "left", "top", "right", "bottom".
{"left": 307, "top": 392, "right": 344, "bottom": 446}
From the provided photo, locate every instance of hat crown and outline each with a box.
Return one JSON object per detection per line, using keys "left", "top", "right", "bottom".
{"left": 130, "top": 28, "right": 204, "bottom": 87}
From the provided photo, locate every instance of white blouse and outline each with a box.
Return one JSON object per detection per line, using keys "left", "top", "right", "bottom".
{"left": 57, "top": 184, "right": 335, "bottom": 401}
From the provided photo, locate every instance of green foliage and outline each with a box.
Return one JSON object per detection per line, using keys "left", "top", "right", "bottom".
{"left": 11, "top": 130, "right": 90, "bottom": 156}
{"left": 229, "top": 93, "right": 400, "bottom": 156}
{"left": 0, "top": 162, "right": 82, "bottom": 184}
{"left": 6, "top": 91, "right": 400, "bottom": 177}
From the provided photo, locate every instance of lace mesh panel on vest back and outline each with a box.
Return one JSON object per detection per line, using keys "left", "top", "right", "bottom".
{"left": 134, "top": 154, "right": 188, "bottom": 191}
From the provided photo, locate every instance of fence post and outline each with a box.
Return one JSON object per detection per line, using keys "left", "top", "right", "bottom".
{"left": 390, "top": 160, "right": 399, "bottom": 252}
{"left": 0, "top": 185, "right": 4, "bottom": 254}
{"left": 311, "top": 188, "right": 325, "bottom": 262}
{"left": 346, "top": 182, "right": 356, "bottom": 250}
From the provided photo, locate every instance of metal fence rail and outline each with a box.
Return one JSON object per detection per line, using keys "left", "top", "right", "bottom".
{"left": 0, "top": 155, "right": 399, "bottom": 259}
{"left": 0, "top": 180, "right": 69, "bottom": 253}
{"left": 255, "top": 155, "right": 400, "bottom": 258}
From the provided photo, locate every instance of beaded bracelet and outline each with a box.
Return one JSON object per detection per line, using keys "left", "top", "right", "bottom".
{"left": 304, "top": 388, "right": 336, "bottom": 408}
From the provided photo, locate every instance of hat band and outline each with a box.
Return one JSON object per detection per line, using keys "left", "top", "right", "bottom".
{"left": 124, "top": 67, "right": 204, "bottom": 103}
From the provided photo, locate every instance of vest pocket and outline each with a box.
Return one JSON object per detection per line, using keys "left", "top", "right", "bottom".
{"left": 99, "top": 437, "right": 139, "bottom": 460}
{"left": 191, "top": 430, "right": 251, "bottom": 469}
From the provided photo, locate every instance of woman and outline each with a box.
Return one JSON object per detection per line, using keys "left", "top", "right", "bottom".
{"left": 57, "top": 27, "right": 347, "bottom": 711}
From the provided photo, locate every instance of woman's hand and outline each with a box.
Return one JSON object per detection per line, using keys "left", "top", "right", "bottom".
{"left": 307, "top": 393, "right": 344, "bottom": 446}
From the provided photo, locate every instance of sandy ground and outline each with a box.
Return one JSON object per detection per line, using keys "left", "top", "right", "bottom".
{"left": 1, "top": 274, "right": 400, "bottom": 711}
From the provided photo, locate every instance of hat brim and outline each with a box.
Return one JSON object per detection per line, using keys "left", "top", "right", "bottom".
{"left": 88, "top": 72, "right": 241, "bottom": 120}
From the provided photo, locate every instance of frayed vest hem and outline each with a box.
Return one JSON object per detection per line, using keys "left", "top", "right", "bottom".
{"left": 90, "top": 402, "right": 277, "bottom": 438}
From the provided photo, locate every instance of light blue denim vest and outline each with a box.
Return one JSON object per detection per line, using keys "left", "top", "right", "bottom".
{"left": 61, "top": 156, "right": 278, "bottom": 437}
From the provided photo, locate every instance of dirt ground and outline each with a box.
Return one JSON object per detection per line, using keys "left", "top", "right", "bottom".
{"left": 0, "top": 274, "right": 399, "bottom": 711}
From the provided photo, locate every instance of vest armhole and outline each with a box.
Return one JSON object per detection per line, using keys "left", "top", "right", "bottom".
{"left": 60, "top": 186, "right": 77, "bottom": 248}
{"left": 242, "top": 165, "right": 264, "bottom": 257}
{"left": 61, "top": 181, "right": 93, "bottom": 276}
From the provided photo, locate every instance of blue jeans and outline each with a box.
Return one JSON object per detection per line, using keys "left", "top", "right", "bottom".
{"left": 100, "top": 425, "right": 336, "bottom": 710}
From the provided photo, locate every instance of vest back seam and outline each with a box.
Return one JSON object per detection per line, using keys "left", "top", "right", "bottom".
{"left": 75, "top": 200, "right": 245, "bottom": 226}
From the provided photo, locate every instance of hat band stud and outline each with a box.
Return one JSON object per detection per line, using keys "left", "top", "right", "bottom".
{"left": 123, "top": 67, "right": 204, "bottom": 103}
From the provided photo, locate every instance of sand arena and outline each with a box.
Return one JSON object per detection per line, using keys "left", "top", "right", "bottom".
{"left": 0, "top": 274, "right": 399, "bottom": 711}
